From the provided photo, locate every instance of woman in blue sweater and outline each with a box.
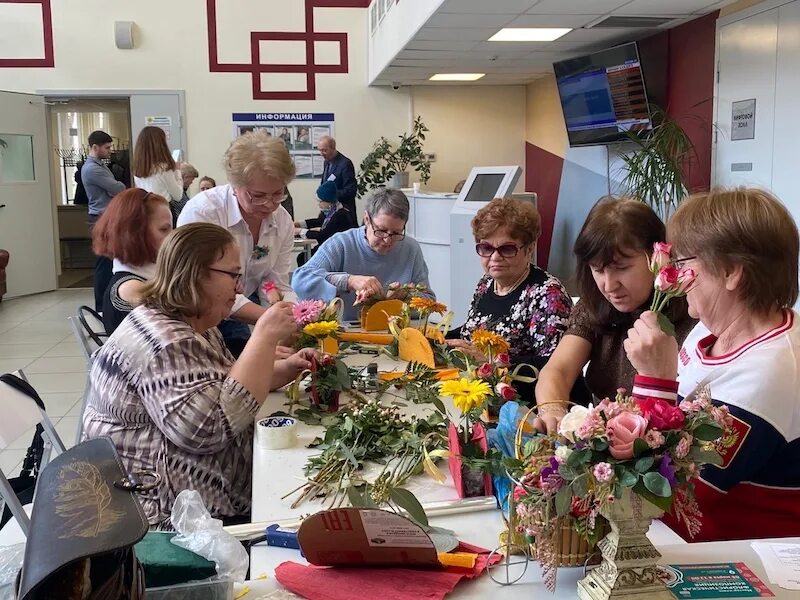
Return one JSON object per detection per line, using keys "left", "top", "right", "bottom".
{"left": 292, "top": 188, "right": 433, "bottom": 321}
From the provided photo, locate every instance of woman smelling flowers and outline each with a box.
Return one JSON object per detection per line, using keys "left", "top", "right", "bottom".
{"left": 447, "top": 197, "right": 572, "bottom": 404}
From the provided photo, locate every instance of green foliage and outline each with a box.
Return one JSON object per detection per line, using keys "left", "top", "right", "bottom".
{"left": 618, "top": 105, "right": 697, "bottom": 221}
{"left": 356, "top": 116, "right": 431, "bottom": 196}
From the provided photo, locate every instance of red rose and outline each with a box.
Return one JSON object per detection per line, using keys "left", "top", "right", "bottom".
{"left": 636, "top": 397, "right": 685, "bottom": 430}
{"left": 654, "top": 265, "right": 680, "bottom": 293}
{"left": 495, "top": 352, "right": 511, "bottom": 367}
{"left": 570, "top": 496, "right": 590, "bottom": 518}
{"left": 476, "top": 362, "right": 493, "bottom": 379}
{"left": 495, "top": 382, "right": 517, "bottom": 401}
{"left": 321, "top": 353, "right": 334, "bottom": 367}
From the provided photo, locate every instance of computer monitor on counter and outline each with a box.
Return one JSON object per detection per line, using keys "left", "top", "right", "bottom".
{"left": 453, "top": 165, "right": 522, "bottom": 213}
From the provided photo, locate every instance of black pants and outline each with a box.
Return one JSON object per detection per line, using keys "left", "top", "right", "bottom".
{"left": 88, "top": 214, "right": 112, "bottom": 312}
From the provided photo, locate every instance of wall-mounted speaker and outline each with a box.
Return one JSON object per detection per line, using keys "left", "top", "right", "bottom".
{"left": 114, "top": 21, "right": 135, "bottom": 50}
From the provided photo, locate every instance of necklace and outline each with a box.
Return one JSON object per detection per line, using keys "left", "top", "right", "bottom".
{"left": 494, "top": 266, "right": 530, "bottom": 297}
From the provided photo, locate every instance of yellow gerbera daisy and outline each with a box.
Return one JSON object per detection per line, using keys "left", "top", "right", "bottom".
{"left": 439, "top": 378, "right": 491, "bottom": 413}
{"left": 409, "top": 297, "right": 448, "bottom": 314}
{"left": 471, "top": 328, "right": 510, "bottom": 356}
{"left": 302, "top": 320, "right": 339, "bottom": 338}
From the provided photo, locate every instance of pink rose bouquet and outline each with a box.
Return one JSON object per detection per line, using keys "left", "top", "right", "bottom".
{"left": 647, "top": 242, "right": 697, "bottom": 335}
{"left": 511, "top": 387, "right": 730, "bottom": 590}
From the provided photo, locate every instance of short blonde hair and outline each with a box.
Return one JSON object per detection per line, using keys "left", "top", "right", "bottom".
{"left": 180, "top": 162, "right": 199, "bottom": 178}
{"left": 224, "top": 130, "right": 295, "bottom": 186}
{"left": 669, "top": 187, "right": 799, "bottom": 314}
{"left": 139, "top": 223, "right": 235, "bottom": 319}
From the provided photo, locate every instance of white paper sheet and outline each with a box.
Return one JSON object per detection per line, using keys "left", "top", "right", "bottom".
{"left": 751, "top": 542, "right": 800, "bottom": 590}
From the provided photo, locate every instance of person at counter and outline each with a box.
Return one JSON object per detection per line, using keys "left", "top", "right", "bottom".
{"left": 446, "top": 197, "right": 572, "bottom": 403}
{"left": 292, "top": 188, "right": 433, "bottom": 321}
{"left": 625, "top": 188, "right": 800, "bottom": 542}
{"left": 83, "top": 223, "right": 313, "bottom": 529}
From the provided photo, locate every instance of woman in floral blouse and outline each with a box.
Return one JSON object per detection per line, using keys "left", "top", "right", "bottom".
{"left": 446, "top": 197, "right": 572, "bottom": 404}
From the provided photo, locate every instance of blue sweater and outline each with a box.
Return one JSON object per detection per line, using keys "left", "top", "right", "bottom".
{"left": 292, "top": 227, "right": 432, "bottom": 321}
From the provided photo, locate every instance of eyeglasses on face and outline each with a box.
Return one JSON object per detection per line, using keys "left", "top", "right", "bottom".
{"left": 475, "top": 242, "right": 524, "bottom": 258}
{"left": 208, "top": 267, "right": 243, "bottom": 286}
{"left": 244, "top": 189, "right": 287, "bottom": 205}
{"left": 670, "top": 255, "right": 697, "bottom": 269}
{"left": 367, "top": 217, "right": 405, "bottom": 241}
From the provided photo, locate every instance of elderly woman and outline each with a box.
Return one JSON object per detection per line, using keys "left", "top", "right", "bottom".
{"left": 446, "top": 197, "right": 572, "bottom": 402}
{"left": 626, "top": 188, "right": 800, "bottom": 542}
{"left": 83, "top": 223, "right": 311, "bottom": 528}
{"left": 292, "top": 188, "right": 433, "bottom": 321}
{"left": 535, "top": 198, "right": 695, "bottom": 427}
{"left": 178, "top": 130, "right": 295, "bottom": 356}
{"left": 92, "top": 188, "right": 173, "bottom": 334}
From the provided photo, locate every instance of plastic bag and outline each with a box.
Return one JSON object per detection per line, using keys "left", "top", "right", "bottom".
{"left": 170, "top": 490, "right": 249, "bottom": 582}
{"left": 487, "top": 401, "right": 538, "bottom": 516}
{"left": 0, "top": 543, "right": 25, "bottom": 600}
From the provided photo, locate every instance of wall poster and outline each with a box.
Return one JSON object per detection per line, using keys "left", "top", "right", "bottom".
{"left": 232, "top": 112, "right": 334, "bottom": 179}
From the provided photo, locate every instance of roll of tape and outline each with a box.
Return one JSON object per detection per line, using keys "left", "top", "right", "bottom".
{"left": 257, "top": 416, "right": 297, "bottom": 450}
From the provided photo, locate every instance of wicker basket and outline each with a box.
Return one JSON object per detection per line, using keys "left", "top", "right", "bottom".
{"left": 513, "top": 405, "right": 606, "bottom": 568}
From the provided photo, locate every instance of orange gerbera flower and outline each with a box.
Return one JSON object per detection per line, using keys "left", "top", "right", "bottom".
{"left": 471, "top": 328, "right": 510, "bottom": 356}
{"left": 409, "top": 297, "right": 447, "bottom": 314}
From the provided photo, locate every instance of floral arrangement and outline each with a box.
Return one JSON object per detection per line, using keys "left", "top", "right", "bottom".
{"left": 354, "top": 281, "right": 430, "bottom": 308}
{"left": 647, "top": 242, "right": 696, "bottom": 335}
{"left": 510, "top": 387, "right": 730, "bottom": 590}
{"left": 293, "top": 299, "right": 341, "bottom": 351}
{"left": 286, "top": 397, "right": 448, "bottom": 526}
{"left": 385, "top": 297, "right": 454, "bottom": 367}
{"left": 306, "top": 353, "right": 352, "bottom": 411}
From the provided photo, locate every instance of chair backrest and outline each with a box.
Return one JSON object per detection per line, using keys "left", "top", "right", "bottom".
{"left": 69, "top": 305, "right": 107, "bottom": 363}
{"left": 0, "top": 371, "right": 67, "bottom": 537}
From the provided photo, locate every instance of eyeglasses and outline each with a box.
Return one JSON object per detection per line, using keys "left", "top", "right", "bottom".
{"left": 367, "top": 217, "right": 405, "bottom": 241}
{"left": 670, "top": 255, "right": 697, "bottom": 269}
{"left": 243, "top": 189, "right": 287, "bottom": 206}
{"left": 209, "top": 268, "right": 243, "bottom": 286}
{"left": 475, "top": 242, "right": 524, "bottom": 258}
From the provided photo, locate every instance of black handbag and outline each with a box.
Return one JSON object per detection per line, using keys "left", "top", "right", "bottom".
{"left": 0, "top": 374, "right": 46, "bottom": 529}
{"left": 16, "top": 437, "right": 157, "bottom": 600}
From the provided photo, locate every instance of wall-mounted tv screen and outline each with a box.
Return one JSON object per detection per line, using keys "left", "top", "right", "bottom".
{"left": 553, "top": 42, "right": 653, "bottom": 146}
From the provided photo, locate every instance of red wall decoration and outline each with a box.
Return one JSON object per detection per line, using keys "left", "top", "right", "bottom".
{"left": 207, "top": 0, "right": 370, "bottom": 100}
{"left": 0, "top": 0, "right": 54, "bottom": 68}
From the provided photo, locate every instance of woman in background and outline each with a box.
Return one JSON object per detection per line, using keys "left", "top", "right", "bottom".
{"left": 294, "top": 181, "right": 351, "bottom": 265}
{"left": 133, "top": 126, "right": 183, "bottom": 220}
{"left": 199, "top": 176, "right": 216, "bottom": 192}
{"left": 92, "top": 188, "right": 173, "bottom": 334}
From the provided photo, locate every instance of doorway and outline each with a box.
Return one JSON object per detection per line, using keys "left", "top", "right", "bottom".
{"left": 46, "top": 97, "right": 131, "bottom": 288}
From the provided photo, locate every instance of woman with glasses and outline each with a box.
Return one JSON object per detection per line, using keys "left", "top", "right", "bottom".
{"left": 292, "top": 188, "right": 433, "bottom": 321}
{"left": 534, "top": 197, "right": 695, "bottom": 431}
{"left": 446, "top": 197, "right": 572, "bottom": 405}
{"left": 92, "top": 188, "right": 173, "bottom": 334}
{"left": 178, "top": 130, "right": 296, "bottom": 357}
{"left": 84, "top": 223, "right": 313, "bottom": 529}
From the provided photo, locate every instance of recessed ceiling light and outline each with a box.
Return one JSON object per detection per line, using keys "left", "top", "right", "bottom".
{"left": 429, "top": 73, "right": 485, "bottom": 81}
{"left": 489, "top": 28, "right": 571, "bottom": 42}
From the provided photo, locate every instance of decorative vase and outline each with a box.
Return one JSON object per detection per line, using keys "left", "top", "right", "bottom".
{"left": 389, "top": 171, "right": 409, "bottom": 189}
{"left": 577, "top": 489, "right": 672, "bottom": 600}
{"left": 446, "top": 423, "right": 492, "bottom": 498}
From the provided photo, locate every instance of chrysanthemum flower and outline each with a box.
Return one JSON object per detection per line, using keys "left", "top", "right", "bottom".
{"left": 471, "top": 328, "right": 510, "bottom": 356}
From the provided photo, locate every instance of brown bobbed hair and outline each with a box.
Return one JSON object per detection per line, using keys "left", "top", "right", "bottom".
{"left": 133, "top": 126, "right": 175, "bottom": 178}
{"left": 669, "top": 187, "right": 799, "bottom": 314}
{"left": 224, "top": 130, "right": 295, "bottom": 186}
{"left": 575, "top": 197, "right": 665, "bottom": 327}
{"left": 92, "top": 188, "right": 169, "bottom": 265}
{"left": 471, "top": 197, "right": 542, "bottom": 246}
{"left": 139, "top": 223, "right": 235, "bottom": 319}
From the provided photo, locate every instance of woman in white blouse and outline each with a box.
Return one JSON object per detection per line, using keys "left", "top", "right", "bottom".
{"left": 133, "top": 126, "right": 183, "bottom": 209}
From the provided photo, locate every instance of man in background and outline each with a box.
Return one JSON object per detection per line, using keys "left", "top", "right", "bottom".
{"left": 318, "top": 135, "right": 357, "bottom": 226}
{"left": 81, "top": 130, "right": 126, "bottom": 311}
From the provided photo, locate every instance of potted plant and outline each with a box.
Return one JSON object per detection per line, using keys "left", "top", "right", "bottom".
{"left": 618, "top": 106, "right": 697, "bottom": 221}
{"left": 356, "top": 116, "right": 431, "bottom": 195}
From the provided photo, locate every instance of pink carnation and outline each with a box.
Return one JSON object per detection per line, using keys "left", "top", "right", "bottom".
{"left": 293, "top": 299, "right": 325, "bottom": 325}
{"left": 645, "top": 429, "right": 665, "bottom": 449}
{"left": 593, "top": 462, "right": 614, "bottom": 483}
{"left": 674, "top": 434, "right": 693, "bottom": 459}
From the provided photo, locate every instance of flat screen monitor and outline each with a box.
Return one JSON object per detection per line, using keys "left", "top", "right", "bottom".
{"left": 453, "top": 166, "right": 522, "bottom": 213}
{"left": 553, "top": 42, "right": 653, "bottom": 146}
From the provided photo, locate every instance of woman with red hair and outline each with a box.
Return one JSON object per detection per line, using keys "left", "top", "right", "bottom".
{"left": 92, "top": 188, "right": 173, "bottom": 333}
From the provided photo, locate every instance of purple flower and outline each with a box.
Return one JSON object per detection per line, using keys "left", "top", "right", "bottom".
{"left": 658, "top": 454, "right": 677, "bottom": 488}
{"left": 539, "top": 457, "right": 565, "bottom": 492}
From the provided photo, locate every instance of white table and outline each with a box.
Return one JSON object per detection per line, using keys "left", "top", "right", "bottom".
{"left": 248, "top": 354, "right": 797, "bottom": 598}
{"left": 292, "top": 238, "right": 316, "bottom": 266}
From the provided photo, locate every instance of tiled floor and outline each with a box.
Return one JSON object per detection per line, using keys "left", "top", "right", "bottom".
{"left": 0, "top": 288, "right": 93, "bottom": 477}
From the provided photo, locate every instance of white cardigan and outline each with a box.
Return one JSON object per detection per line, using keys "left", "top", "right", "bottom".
{"left": 134, "top": 167, "right": 183, "bottom": 201}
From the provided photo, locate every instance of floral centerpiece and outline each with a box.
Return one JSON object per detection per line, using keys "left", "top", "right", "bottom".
{"left": 354, "top": 281, "right": 429, "bottom": 309}
{"left": 386, "top": 297, "right": 454, "bottom": 368}
{"left": 509, "top": 388, "right": 731, "bottom": 594}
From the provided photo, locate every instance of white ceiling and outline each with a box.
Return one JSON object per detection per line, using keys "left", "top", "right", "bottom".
{"left": 372, "top": 0, "right": 736, "bottom": 87}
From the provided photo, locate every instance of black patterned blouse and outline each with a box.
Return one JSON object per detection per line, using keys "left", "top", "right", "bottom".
{"left": 456, "top": 266, "right": 573, "bottom": 376}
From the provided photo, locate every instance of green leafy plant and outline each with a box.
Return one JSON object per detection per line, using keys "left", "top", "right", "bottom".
{"left": 618, "top": 105, "right": 696, "bottom": 221}
{"left": 356, "top": 116, "right": 431, "bottom": 196}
